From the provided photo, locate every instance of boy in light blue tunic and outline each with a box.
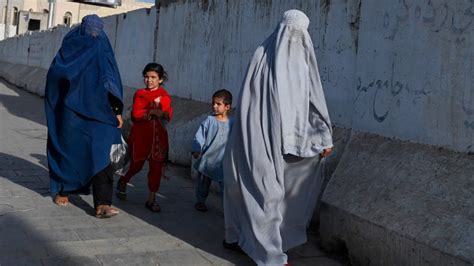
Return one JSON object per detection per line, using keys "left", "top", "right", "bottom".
{"left": 192, "top": 89, "right": 234, "bottom": 212}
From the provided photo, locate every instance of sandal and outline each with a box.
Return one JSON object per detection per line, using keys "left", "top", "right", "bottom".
{"left": 115, "top": 179, "right": 127, "bottom": 201}
{"left": 194, "top": 202, "right": 208, "bottom": 212}
{"left": 95, "top": 206, "right": 119, "bottom": 219}
{"left": 145, "top": 201, "right": 161, "bottom": 213}
{"left": 54, "top": 193, "right": 69, "bottom": 206}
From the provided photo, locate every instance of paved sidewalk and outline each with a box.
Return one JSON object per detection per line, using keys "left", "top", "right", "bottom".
{"left": 0, "top": 80, "right": 344, "bottom": 265}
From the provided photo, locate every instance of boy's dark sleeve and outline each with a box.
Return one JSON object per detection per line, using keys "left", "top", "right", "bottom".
{"left": 108, "top": 93, "right": 123, "bottom": 115}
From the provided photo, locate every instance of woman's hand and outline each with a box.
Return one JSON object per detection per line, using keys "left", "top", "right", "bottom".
{"left": 116, "top": 115, "right": 123, "bottom": 128}
{"left": 320, "top": 147, "right": 333, "bottom": 158}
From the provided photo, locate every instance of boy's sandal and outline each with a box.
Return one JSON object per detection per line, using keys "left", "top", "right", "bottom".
{"left": 222, "top": 240, "right": 243, "bottom": 253}
{"left": 145, "top": 201, "right": 161, "bottom": 213}
{"left": 95, "top": 206, "right": 119, "bottom": 219}
{"left": 194, "top": 202, "right": 208, "bottom": 212}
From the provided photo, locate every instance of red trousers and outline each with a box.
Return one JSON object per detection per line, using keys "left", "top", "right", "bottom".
{"left": 121, "top": 159, "right": 163, "bottom": 193}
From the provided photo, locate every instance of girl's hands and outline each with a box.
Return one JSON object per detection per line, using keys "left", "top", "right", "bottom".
{"left": 116, "top": 115, "right": 123, "bottom": 128}
{"left": 148, "top": 109, "right": 164, "bottom": 119}
{"left": 154, "top": 96, "right": 162, "bottom": 104}
{"left": 148, "top": 109, "right": 170, "bottom": 121}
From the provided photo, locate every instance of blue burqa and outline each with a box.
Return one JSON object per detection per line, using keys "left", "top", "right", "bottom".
{"left": 45, "top": 15, "right": 123, "bottom": 195}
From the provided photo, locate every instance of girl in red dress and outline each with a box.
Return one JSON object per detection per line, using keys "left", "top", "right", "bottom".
{"left": 116, "top": 63, "right": 173, "bottom": 212}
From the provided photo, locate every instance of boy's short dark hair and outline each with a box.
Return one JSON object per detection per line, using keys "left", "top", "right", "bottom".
{"left": 142, "top": 63, "right": 168, "bottom": 82}
{"left": 213, "top": 89, "right": 233, "bottom": 105}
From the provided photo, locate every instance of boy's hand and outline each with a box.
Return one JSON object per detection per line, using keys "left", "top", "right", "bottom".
{"left": 116, "top": 115, "right": 123, "bottom": 128}
{"left": 320, "top": 147, "right": 333, "bottom": 158}
{"left": 192, "top": 152, "right": 200, "bottom": 159}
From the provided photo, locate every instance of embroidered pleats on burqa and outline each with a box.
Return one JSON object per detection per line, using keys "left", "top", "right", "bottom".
{"left": 223, "top": 10, "right": 333, "bottom": 265}
{"left": 45, "top": 15, "right": 123, "bottom": 195}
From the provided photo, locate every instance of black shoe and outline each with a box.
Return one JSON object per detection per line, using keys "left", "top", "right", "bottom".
{"left": 222, "top": 240, "right": 243, "bottom": 253}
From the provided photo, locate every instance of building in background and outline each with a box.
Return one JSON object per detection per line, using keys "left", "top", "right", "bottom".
{"left": 0, "top": 0, "right": 153, "bottom": 40}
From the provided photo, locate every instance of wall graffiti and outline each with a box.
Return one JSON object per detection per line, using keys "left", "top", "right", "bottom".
{"left": 383, "top": 0, "right": 474, "bottom": 40}
{"left": 357, "top": 76, "right": 432, "bottom": 123}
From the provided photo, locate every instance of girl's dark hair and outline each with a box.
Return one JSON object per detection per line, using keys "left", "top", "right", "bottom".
{"left": 142, "top": 63, "right": 168, "bottom": 82}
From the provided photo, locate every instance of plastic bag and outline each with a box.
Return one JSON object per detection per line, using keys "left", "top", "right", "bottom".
{"left": 110, "top": 135, "right": 130, "bottom": 175}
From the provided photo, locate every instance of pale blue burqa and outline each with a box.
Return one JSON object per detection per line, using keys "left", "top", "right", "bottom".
{"left": 223, "top": 10, "right": 333, "bottom": 265}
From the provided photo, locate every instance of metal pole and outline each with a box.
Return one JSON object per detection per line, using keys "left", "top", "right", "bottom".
{"left": 47, "top": 0, "right": 56, "bottom": 28}
{"left": 5, "top": 0, "right": 10, "bottom": 38}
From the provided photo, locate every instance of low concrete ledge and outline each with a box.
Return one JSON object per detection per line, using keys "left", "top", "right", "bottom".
{"left": 165, "top": 97, "right": 209, "bottom": 165}
{"left": 320, "top": 132, "right": 473, "bottom": 265}
{"left": 0, "top": 62, "right": 47, "bottom": 97}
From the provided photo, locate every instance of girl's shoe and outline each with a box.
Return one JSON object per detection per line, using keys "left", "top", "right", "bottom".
{"left": 115, "top": 179, "right": 127, "bottom": 201}
{"left": 145, "top": 201, "right": 161, "bottom": 212}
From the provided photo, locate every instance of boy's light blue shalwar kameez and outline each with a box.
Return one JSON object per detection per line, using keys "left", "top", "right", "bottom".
{"left": 192, "top": 115, "right": 233, "bottom": 202}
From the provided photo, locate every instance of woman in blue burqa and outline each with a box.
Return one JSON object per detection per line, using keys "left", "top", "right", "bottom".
{"left": 223, "top": 10, "right": 334, "bottom": 265}
{"left": 44, "top": 15, "right": 124, "bottom": 218}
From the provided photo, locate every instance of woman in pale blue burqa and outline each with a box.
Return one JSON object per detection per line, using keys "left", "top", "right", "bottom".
{"left": 223, "top": 10, "right": 334, "bottom": 265}
{"left": 45, "top": 15, "right": 124, "bottom": 218}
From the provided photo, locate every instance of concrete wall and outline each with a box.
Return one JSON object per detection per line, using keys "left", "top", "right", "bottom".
{"left": 156, "top": 0, "right": 474, "bottom": 153}
{"left": 353, "top": 0, "right": 474, "bottom": 153}
{"left": 0, "top": 7, "right": 156, "bottom": 90}
{"left": 0, "top": 6, "right": 202, "bottom": 165}
{"left": 0, "top": 6, "right": 161, "bottom": 161}
{"left": 3, "top": 0, "right": 154, "bottom": 28}
{"left": 114, "top": 8, "right": 156, "bottom": 89}
{"left": 4, "top": 0, "right": 471, "bottom": 153}
{"left": 156, "top": 0, "right": 359, "bottom": 128}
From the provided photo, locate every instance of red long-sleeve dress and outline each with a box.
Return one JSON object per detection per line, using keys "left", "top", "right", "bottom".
{"left": 128, "top": 87, "right": 173, "bottom": 162}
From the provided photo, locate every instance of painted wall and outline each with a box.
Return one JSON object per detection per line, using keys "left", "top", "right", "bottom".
{"left": 155, "top": 0, "right": 474, "bottom": 152}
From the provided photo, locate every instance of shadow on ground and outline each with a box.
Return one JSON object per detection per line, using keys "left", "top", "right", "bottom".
{"left": 0, "top": 81, "right": 346, "bottom": 265}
